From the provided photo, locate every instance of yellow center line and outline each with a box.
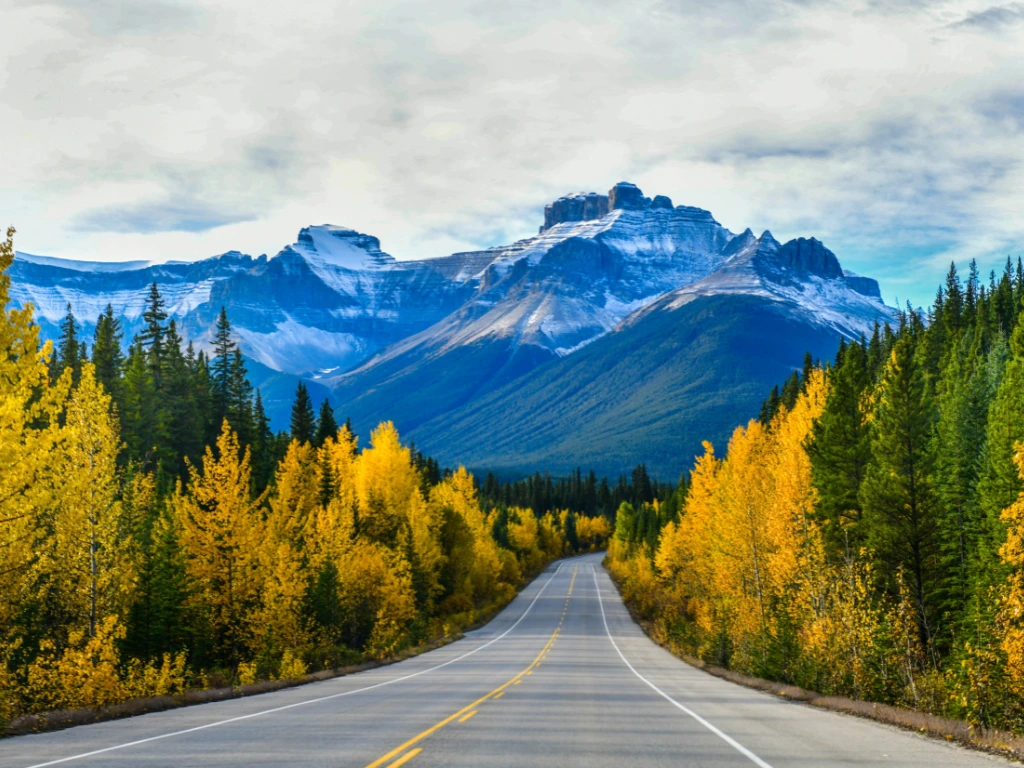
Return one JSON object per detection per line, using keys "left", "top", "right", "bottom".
{"left": 385, "top": 747, "right": 422, "bottom": 767}
{"left": 457, "top": 710, "right": 478, "bottom": 723}
{"left": 492, "top": 691, "right": 505, "bottom": 700}
{"left": 363, "top": 620, "right": 561, "bottom": 768}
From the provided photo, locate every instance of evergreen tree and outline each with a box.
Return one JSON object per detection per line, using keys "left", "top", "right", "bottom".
{"left": 120, "top": 339, "right": 166, "bottom": 468}
{"left": 290, "top": 382, "right": 316, "bottom": 445}
{"left": 226, "top": 348, "right": 255, "bottom": 445}
{"left": 211, "top": 307, "right": 235, "bottom": 428}
{"left": 809, "top": 339, "right": 871, "bottom": 556}
{"left": 977, "top": 316, "right": 1024, "bottom": 576}
{"left": 140, "top": 282, "right": 168, "bottom": 390}
{"left": 315, "top": 399, "right": 338, "bottom": 447}
{"left": 161, "top": 320, "right": 202, "bottom": 476}
{"left": 51, "top": 303, "right": 82, "bottom": 385}
{"left": 932, "top": 333, "right": 991, "bottom": 640}
{"left": 251, "top": 390, "right": 275, "bottom": 494}
{"left": 860, "top": 336, "right": 939, "bottom": 648}
{"left": 91, "top": 304, "right": 124, "bottom": 400}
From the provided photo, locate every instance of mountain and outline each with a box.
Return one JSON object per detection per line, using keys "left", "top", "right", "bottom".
{"left": 400, "top": 231, "right": 890, "bottom": 477}
{"left": 10, "top": 182, "right": 895, "bottom": 470}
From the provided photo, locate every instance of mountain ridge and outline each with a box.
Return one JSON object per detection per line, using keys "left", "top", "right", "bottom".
{"left": 9, "top": 182, "right": 895, "bottom": 466}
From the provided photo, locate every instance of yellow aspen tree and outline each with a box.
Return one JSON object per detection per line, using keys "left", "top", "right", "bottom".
{"left": 269, "top": 439, "right": 320, "bottom": 550}
{"left": 508, "top": 506, "right": 542, "bottom": 572}
{"left": 404, "top": 489, "right": 443, "bottom": 609}
{"left": 0, "top": 227, "right": 69, "bottom": 629}
{"left": 46, "top": 365, "right": 132, "bottom": 638}
{"left": 660, "top": 441, "right": 722, "bottom": 653}
{"left": 714, "top": 422, "right": 774, "bottom": 658}
{"left": 354, "top": 422, "right": 420, "bottom": 545}
{"left": 999, "top": 445, "right": 1024, "bottom": 688}
{"left": 334, "top": 538, "right": 415, "bottom": 655}
{"left": 308, "top": 428, "right": 359, "bottom": 567}
{"left": 174, "top": 421, "right": 266, "bottom": 664}
{"left": 251, "top": 439, "right": 318, "bottom": 658}
{"left": 431, "top": 467, "right": 502, "bottom": 601}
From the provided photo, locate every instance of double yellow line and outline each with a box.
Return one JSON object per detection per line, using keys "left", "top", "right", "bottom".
{"left": 364, "top": 565, "right": 578, "bottom": 768}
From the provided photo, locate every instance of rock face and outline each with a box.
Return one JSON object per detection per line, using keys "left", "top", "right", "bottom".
{"left": 608, "top": 181, "right": 649, "bottom": 210}
{"left": 10, "top": 181, "right": 895, "bottom": 460}
{"left": 540, "top": 192, "right": 609, "bottom": 233}
{"left": 774, "top": 237, "right": 844, "bottom": 279}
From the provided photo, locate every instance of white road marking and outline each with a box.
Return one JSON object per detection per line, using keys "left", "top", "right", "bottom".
{"left": 21, "top": 562, "right": 572, "bottom": 768}
{"left": 591, "top": 565, "right": 775, "bottom": 768}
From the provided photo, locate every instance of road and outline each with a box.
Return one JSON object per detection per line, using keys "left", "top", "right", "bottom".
{"left": 0, "top": 553, "right": 1011, "bottom": 768}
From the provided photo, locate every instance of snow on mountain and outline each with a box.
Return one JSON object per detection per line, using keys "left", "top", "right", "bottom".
{"left": 9, "top": 181, "right": 894, "bottom": 425}
{"left": 638, "top": 230, "right": 895, "bottom": 339}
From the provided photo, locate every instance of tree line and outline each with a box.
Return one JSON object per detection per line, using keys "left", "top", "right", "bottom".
{"left": 609, "top": 256, "right": 1024, "bottom": 732}
{"left": 0, "top": 228, "right": 609, "bottom": 726}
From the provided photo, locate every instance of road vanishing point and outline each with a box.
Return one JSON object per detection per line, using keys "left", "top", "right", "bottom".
{"left": 0, "top": 553, "right": 1010, "bottom": 768}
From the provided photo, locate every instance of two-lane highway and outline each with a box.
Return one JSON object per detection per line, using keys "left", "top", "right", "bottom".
{"left": 0, "top": 554, "right": 1011, "bottom": 767}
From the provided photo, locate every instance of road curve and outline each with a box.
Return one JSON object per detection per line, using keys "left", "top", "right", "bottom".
{"left": 0, "top": 553, "right": 1011, "bottom": 768}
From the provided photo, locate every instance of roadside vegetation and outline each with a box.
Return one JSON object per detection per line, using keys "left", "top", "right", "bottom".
{"left": 609, "top": 258, "right": 1024, "bottom": 736}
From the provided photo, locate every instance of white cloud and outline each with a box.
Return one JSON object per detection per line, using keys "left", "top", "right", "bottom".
{"left": 1, "top": 0, "right": 1022, "bottom": 306}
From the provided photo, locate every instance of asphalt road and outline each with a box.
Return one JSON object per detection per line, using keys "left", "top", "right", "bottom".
{"left": 0, "top": 553, "right": 1012, "bottom": 768}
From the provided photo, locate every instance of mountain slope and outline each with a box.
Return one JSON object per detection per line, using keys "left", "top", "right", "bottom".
{"left": 403, "top": 292, "right": 851, "bottom": 478}
{"left": 10, "top": 182, "right": 894, "bottom": 462}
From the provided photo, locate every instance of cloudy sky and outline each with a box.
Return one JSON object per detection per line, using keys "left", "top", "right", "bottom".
{"left": 2, "top": 0, "right": 1022, "bottom": 307}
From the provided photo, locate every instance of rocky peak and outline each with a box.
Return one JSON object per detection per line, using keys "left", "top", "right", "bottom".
{"left": 773, "top": 237, "right": 843, "bottom": 280}
{"left": 540, "top": 191, "right": 609, "bottom": 233}
{"left": 608, "top": 181, "right": 650, "bottom": 211}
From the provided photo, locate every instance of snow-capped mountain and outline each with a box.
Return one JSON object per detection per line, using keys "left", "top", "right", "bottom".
{"left": 627, "top": 229, "right": 889, "bottom": 339}
{"left": 9, "top": 182, "right": 895, "bottom": 450}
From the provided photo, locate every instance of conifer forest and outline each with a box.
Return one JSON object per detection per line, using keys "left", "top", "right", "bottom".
{"left": 609, "top": 257, "right": 1024, "bottom": 732}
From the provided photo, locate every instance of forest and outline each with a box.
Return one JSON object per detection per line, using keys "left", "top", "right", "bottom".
{"left": 0, "top": 228, "right": 610, "bottom": 727}
{"left": 609, "top": 256, "right": 1024, "bottom": 732}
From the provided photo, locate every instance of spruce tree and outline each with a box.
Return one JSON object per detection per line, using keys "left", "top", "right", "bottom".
{"left": 120, "top": 339, "right": 166, "bottom": 468}
{"left": 290, "top": 382, "right": 316, "bottom": 445}
{"left": 809, "top": 339, "right": 871, "bottom": 556}
{"left": 860, "top": 336, "right": 939, "bottom": 648}
{"left": 315, "top": 399, "right": 338, "bottom": 447}
{"left": 251, "top": 390, "right": 274, "bottom": 494}
{"left": 211, "top": 307, "right": 235, "bottom": 427}
{"left": 91, "top": 304, "right": 124, "bottom": 400}
{"left": 52, "top": 303, "right": 82, "bottom": 384}
{"left": 140, "top": 282, "right": 168, "bottom": 390}
{"left": 162, "top": 320, "right": 202, "bottom": 475}
{"left": 226, "top": 348, "right": 254, "bottom": 445}
{"left": 932, "top": 333, "right": 991, "bottom": 640}
{"left": 977, "top": 316, "right": 1024, "bottom": 576}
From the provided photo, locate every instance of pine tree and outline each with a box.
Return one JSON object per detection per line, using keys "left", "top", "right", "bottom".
{"left": 290, "top": 382, "right": 316, "bottom": 445}
{"left": 140, "top": 282, "right": 167, "bottom": 391}
{"left": 120, "top": 339, "right": 166, "bottom": 468}
{"left": 860, "top": 337, "right": 939, "bottom": 649}
{"left": 932, "top": 333, "right": 991, "bottom": 641}
{"left": 211, "top": 307, "right": 235, "bottom": 429}
{"left": 52, "top": 303, "right": 82, "bottom": 385}
{"left": 226, "top": 349, "right": 254, "bottom": 445}
{"left": 91, "top": 304, "right": 124, "bottom": 401}
{"left": 977, "top": 316, "right": 1024, "bottom": 577}
{"left": 809, "top": 339, "right": 871, "bottom": 556}
{"left": 162, "top": 320, "right": 202, "bottom": 476}
{"left": 315, "top": 399, "right": 338, "bottom": 447}
{"left": 251, "top": 390, "right": 274, "bottom": 494}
